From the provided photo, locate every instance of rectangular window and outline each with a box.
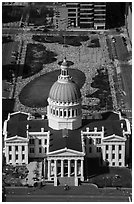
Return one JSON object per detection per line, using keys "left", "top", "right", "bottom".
{"left": 96, "top": 138, "right": 101, "bottom": 144}
{"left": 15, "top": 146, "right": 18, "bottom": 151}
{"left": 30, "top": 148, "right": 34, "bottom": 153}
{"left": 39, "top": 147, "right": 42, "bottom": 153}
{"left": 112, "top": 154, "right": 115, "bottom": 159}
{"left": 22, "top": 146, "right": 25, "bottom": 151}
{"left": 112, "top": 162, "right": 115, "bottom": 166}
{"left": 22, "top": 154, "right": 25, "bottom": 160}
{"left": 16, "top": 154, "right": 18, "bottom": 160}
{"left": 29, "top": 139, "right": 34, "bottom": 145}
{"left": 119, "top": 154, "right": 122, "bottom": 159}
{"left": 39, "top": 139, "right": 42, "bottom": 145}
{"left": 112, "top": 145, "right": 115, "bottom": 150}
{"left": 44, "top": 139, "right": 47, "bottom": 145}
{"left": 119, "top": 145, "right": 122, "bottom": 150}
{"left": 45, "top": 147, "right": 47, "bottom": 153}
{"left": 106, "top": 145, "right": 108, "bottom": 150}
{"left": 89, "top": 147, "right": 92, "bottom": 153}
{"left": 89, "top": 138, "right": 92, "bottom": 144}
{"left": 106, "top": 153, "right": 108, "bottom": 159}
{"left": 9, "top": 154, "right": 12, "bottom": 160}
{"left": 119, "top": 162, "right": 122, "bottom": 166}
{"left": 97, "top": 147, "right": 101, "bottom": 152}
{"left": 9, "top": 146, "right": 12, "bottom": 151}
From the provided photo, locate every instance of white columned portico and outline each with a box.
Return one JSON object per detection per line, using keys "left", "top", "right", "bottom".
{"left": 48, "top": 160, "right": 51, "bottom": 180}
{"left": 12, "top": 145, "right": 15, "bottom": 165}
{"left": 18, "top": 145, "right": 22, "bottom": 164}
{"left": 54, "top": 160, "right": 57, "bottom": 177}
{"left": 75, "top": 160, "right": 77, "bottom": 177}
{"left": 61, "top": 160, "right": 64, "bottom": 177}
{"left": 68, "top": 160, "right": 71, "bottom": 177}
{"left": 81, "top": 159, "right": 84, "bottom": 181}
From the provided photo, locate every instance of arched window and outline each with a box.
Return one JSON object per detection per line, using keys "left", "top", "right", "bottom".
{"left": 60, "top": 110, "right": 62, "bottom": 117}
{"left": 56, "top": 109, "right": 58, "bottom": 116}
{"left": 53, "top": 109, "right": 55, "bottom": 115}
{"left": 72, "top": 109, "right": 74, "bottom": 117}
{"left": 64, "top": 110, "right": 66, "bottom": 117}
{"left": 68, "top": 109, "right": 70, "bottom": 117}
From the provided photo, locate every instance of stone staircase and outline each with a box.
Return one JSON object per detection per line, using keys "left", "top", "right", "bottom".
{"left": 58, "top": 177, "right": 75, "bottom": 186}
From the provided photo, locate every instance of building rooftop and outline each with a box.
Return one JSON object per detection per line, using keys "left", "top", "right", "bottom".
{"left": 6, "top": 112, "right": 128, "bottom": 147}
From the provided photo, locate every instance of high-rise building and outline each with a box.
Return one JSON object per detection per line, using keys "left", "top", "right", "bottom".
{"left": 94, "top": 2, "right": 106, "bottom": 29}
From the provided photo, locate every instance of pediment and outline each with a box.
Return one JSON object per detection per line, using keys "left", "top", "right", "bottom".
{"left": 48, "top": 148, "right": 84, "bottom": 157}
{"left": 5, "top": 135, "right": 28, "bottom": 143}
{"left": 103, "top": 134, "right": 126, "bottom": 142}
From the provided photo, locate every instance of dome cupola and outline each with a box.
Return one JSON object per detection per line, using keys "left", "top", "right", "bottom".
{"left": 47, "top": 58, "right": 82, "bottom": 130}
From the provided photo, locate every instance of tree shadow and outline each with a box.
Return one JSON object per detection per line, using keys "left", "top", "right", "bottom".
{"left": 22, "top": 43, "right": 57, "bottom": 79}
{"left": 32, "top": 35, "right": 89, "bottom": 47}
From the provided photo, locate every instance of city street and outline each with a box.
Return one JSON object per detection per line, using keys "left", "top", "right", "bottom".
{"left": 5, "top": 186, "right": 131, "bottom": 202}
{"left": 6, "top": 194, "right": 130, "bottom": 202}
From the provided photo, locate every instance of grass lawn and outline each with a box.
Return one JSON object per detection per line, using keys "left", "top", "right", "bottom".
{"left": 32, "top": 35, "right": 89, "bottom": 47}
{"left": 23, "top": 43, "right": 57, "bottom": 78}
{"left": 88, "top": 167, "right": 132, "bottom": 188}
{"left": 19, "top": 69, "right": 86, "bottom": 108}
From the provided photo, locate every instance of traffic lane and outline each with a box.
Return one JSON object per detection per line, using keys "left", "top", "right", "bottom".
{"left": 114, "top": 36, "right": 129, "bottom": 61}
{"left": 121, "top": 64, "right": 132, "bottom": 109}
{"left": 6, "top": 194, "right": 129, "bottom": 202}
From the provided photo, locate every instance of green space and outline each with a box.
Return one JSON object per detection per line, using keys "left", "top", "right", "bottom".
{"left": 23, "top": 43, "right": 57, "bottom": 78}
{"left": 2, "top": 5, "right": 23, "bottom": 23}
{"left": 3, "top": 165, "right": 29, "bottom": 186}
{"left": 32, "top": 35, "right": 89, "bottom": 47}
{"left": 88, "top": 167, "right": 132, "bottom": 188}
{"left": 83, "top": 67, "right": 113, "bottom": 111}
{"left": 19, "top": 69, "right": 86, "bottom": 108}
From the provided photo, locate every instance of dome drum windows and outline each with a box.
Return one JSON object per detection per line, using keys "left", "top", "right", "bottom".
{"left": 50, "top": 106, "right": 80, "bottom": 118}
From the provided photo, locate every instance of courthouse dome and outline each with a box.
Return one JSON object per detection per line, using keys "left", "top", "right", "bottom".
{"left": 48, "top": 58, "right": 81, "bottom": 103}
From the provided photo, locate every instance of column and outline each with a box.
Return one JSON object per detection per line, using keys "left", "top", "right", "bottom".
{"left": 54, "top": 160, "right": 57, "bottom": 177}
{"left": 12, "top": 145, "right": 15, "bottom": 165}
{"left": 61, "top": 160, "right": 64, "bottom": 177}
{"left": 6, "top": 145, "right": 9, "bottom": 164}
{"left": 48, "top": 160, "right": 51, "bottom": 180}
{"left": 122, "top": 145, "right": 125, "bottom": 167}
{"left": 44, "top": 158, "right": 46, "bottom": 178}
{"left": 102, "top": 145, "right": 106, "bottom": 164}
{"left": 25, "top": 144, "right": 28, "bottom": 164}
{"left": 81, "top": 159, "right": 84, "bottom": 181}
{"left": 68, "top": 160, "right": 71, "bottom": 177}
{"left": 18, "top": 145, "right": 22, "bottom": 164}
{"left": 109, "top": 145, "right": 112, "bottom": 166}
{"left": 115, "top": 145, "right": 119, "bottom": 166}
{"left": 75, "top": 160, "right": 77, "bottom": 177}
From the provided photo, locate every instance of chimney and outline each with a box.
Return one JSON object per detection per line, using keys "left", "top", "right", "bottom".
{"left": 41, "top": 128, "right": 44, "bottom": 132}
{"left": 26, "top": 124, "right": 29, "bottom": 130}
{"left": 102, "top": 126, "right": 104, "bottom": 132}
{"left": 94, "top": 127, "right": 97, "bottom": 132}
{"left": 42, "top": 115, "right": 45, "bottom": 120}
